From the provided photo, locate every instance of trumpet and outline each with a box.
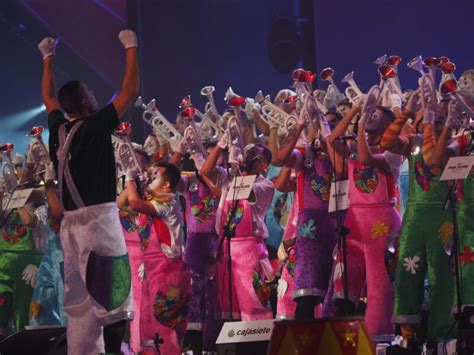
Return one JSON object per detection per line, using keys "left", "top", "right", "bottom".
{"left": 255, "top": 90, "right": 292, "bottom": 136}
{"left": 342, "top": 71, "right": 365, "bottom": 106}
{"left": 361, "top": 85, "right": 381, "bottom": 120}
{"left": 179, "top": 106, "right": 208, "bottom": 157}
{"left": 179, "top": 95, "right": 221, "bottom": 140}
{"left": 377, "top": 64, "right": 404, "bottom": 104}
{"left": 227, "top": 116, "right": 246, "bottom": 167}
{"left": 0, "top": 143, "right": 18, "bottom": 193}
{"left": 225, "top": 87, "right": 246, "bottom": 119}
{"left": 407, "top": 55, "right": 425, "bottom": 76}
{"left": 201, "top": 85, "right": 222, "bottom": 122}
{"left": 291, "top": 68, "right": 316, "bottom": 98}
{"left": 440, "top": 77, "right": 474, "bottom": 119}
{"left": 320, "top": 67, "right": 345, "bottom": 103}
{"left": 27, "top": 126, "right": 51, "bottom": 166}
{"left": 135, "top": 96, "right": 183, "bottom": 151}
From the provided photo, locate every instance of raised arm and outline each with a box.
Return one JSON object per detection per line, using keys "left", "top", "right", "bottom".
{"left": 357, "top": 113, "right": 390, "bottom": 171}
{"left": 38, "top": 38, "right": 60, "bottom": 114}
{"left": 112, "top": 30, "right": 140, "bottom": 118}
{"left": 327, "top": 103, "right": 361, "bottom": 146}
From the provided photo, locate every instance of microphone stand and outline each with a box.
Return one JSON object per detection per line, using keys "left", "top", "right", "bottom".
{"left": 332, "top": 136, "right": 352, "bottom": 316}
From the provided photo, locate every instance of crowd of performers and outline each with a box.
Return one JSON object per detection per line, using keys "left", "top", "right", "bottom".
{"left": 0, "top": 30, "right": 473, "bottom": 354}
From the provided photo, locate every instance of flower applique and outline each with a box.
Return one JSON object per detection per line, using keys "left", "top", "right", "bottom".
{"left": 310, "top": 174, "right": 332, "bottom": 201}
{"left": 438, "top": 221, "right": 454, "bottom": 247}
{"left": 297, "top": 219, "right": 317, "bottom": 239}
{"left": 403, "top": 256, "right": 420, "bottom": 275}
{"left": 2, "top": 212, "right": 27, "bottom": 245}
{"left": 285, "top": 247, "right": 296, "bottom": 278}
{"left": 252, "top": 270, "right": 272, "bottom": 309}
{"left": 414, "top": 161, "right": 441, "bottom": 192}
{"left": 371, "top": 221, "right": 390, "bottom": 240}
{"left": 460, "top": 246, "right": 474, "bottom": 265}
{"left": 226, "top": 202, "right": 245, "bottom": 230}
{"left": 190, "top": 189, "right": 218, "bottom": 223}
{"left": 353, "top": 167, "right": 378, "bottom": 193}
{"left": 153, "top": 288, "right": 189, "bottom": 329}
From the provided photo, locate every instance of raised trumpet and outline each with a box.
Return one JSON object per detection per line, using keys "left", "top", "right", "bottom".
{"left": 27, "top": 126, "right": 51, "bottom": 166}
{"left": 179, "top": 95, "right": 221, "bottom": 140}
{"left": 201, "top": 85, "right": 222, "bottom": 122}
{"left": 255, "top": 90, "right": 291, "bottom": 136}
{"left": 135, "top": 96, "right": 183, "bottom": 151}
{"left": 225, "top": 87, "right": 246, "bottom": 119}
{"left": 0, "top": 143, "right": 18, "bottom": 193}
{"left": 227, "top": 116, "right": 246, "bottom": 167}
{"left": 320, "top": 67, "right": 345, "bottom": 103}
{"left": 342, "top": 71, "right": 365, "bottom": 106}
{"left": 407, "top": 55, "right": 425, "bottom": 76}
{"left": 440, "top": 77, "right": 474, "bottom": 118}
{"left": 377, "top": 64, "right": 404, "bottom": 103}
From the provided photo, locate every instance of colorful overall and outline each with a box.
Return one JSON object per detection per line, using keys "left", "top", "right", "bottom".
{"left": 0, "top": 209, "right": 41, "bottom": 335}
{"left": 216, "top": 199, "right": 274, "bottom": 321}
{"left": 333, "top": 156, "right": 401, "bottom": 336}
{"left": 293, "top": 152, "right": 338, "bottom": 301}
{"left": 455, "top": 167, "right": 474, "bottom": 310}
{"left": 393, "top": 153, "right": 455, "bottom": 342}
{"left": 29, "top": 215, "right": 66, "bottom": 326}
{"left": 140, "top": 214, "right": 191, "bottom": 355}
{"left": 119, "top": 210, "right": 149, "bottom": 354}
{"left": 182, "top": 177, "right": 219, "bottom": 351}
{"left": 265, "top": 164, "right": 289, "bottom": 250}
{"left": 276, "top": 192, "right": 298, "bottom": 320}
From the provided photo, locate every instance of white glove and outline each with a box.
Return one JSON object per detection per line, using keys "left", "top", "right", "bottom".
{"left": 277, "top": 278, "right": 288, "bottom": 299}
{"left": 118, "top": 30, "right": 138, "bottom": 49}
{"left": 175, "top": 137, "right": 188, "bottom": 155}
{"left": 126, "top": 168, "right": 138, "bottom": 182}
{"left": 296, "top": 97, "right": 310, "bottom": 126}
{"left": 22, "top": 264, "right": 38, "bottom": 288}
{"left": 156, "top": 133, "right": 168, "bottom": 146}
{"left": 13, "top": 153, "right": 24, "bottom": 167}
{"left": 26, "top": 143, "right": 36, "bottom": 166}
{"left": 38, "top": 37, "right": 56, "bottom": 59}
{"left": 446, "top": 100, "right": 463, "bottom": 128}
{"left": 44, "top": 162, "right": 56, "bottom": 182}
{"left": 143, "top": 134, "right": 159, "bottom": 156}
{"left": 217, "top": 131, "right": 229, "bottom": 149}
{"left": 191, "top": 152, "right": 205, "bottom": 170}
{"left": 138, "top": 262, "right": 145, "bottom": 281}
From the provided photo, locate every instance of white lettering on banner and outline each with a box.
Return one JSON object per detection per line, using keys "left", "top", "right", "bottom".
{"left": 216, "top": 320, "right": 275, "bottom": 344}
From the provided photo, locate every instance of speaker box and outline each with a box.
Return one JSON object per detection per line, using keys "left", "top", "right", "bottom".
{"left": 267, "top": 317, "right": 375, "bottom": 355}
{"left": 0, "top": 326, "right": 67, "bottom": 355}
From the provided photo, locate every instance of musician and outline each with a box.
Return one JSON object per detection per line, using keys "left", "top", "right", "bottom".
{"left": 38, "top": 30, "right": 138, "bottom": 354}
{"left": 126, "top": 162, "right": 190, "bottom": 355}
{"left": 328, "top": 91, "right": 402, "bottom": 336}
{"left": 201, "top": 140, "right": 275, "bottom": 321}
{"left": 382, "top": 85, "right": 456, "bottom": 349}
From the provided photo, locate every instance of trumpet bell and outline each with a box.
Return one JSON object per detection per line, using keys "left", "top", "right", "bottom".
{"left": 225, "top": 87, "right": 245, "bottom": 108}
{"left": 200, "top": 85, "right": 215, "bottom": 96}
{"left": 320, "top": 67, "right": 335, "bottom": 81}
{"left": 0, "top": 143, "right": 14, "bottom": 153}
{"left": 374, "top": 54, "right": 387, "bottom": 65}
{"left": 440, "top": 79, "right": 458, "bottom": 95}
{"left": 28, "top": 126, "right": 44, "bottom": 138}
{"left": 440, "top": 62, "right": 456, "bottom": 74}
{"left": 114, "top": 122, "right": 132, "bottom": 137}
{"left": 407, "top": 55, "right": 424, "bottom": 73}
{"left": 179, "top": 95, "right": 192, "bottom": 109}
{"left": 342, "top": 71, "right": 354, "bottom": 83}
{"left": 387, "top": 55, "right": 401, "bottom": 66}
{"left": 378, "top": 65, "right": 397, "bottom": 79}
{"left": 134, "top": 96, "right": 143, "bottom": 108}
{"left": 180, "top": 107, "right": 196, "bottom": 119}
{"left": 423, "top": 57, "right": 439, "bottom": 68}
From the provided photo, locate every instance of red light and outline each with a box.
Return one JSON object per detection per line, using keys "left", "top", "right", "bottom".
{"left": 180, "top": 107, "right": 196, "bottom": 118}
{"left": 378, "top": 65, "right": 397, "bottom": 79}
{"left": 387, "top": 55, "right": 401, "bottom": 66}
{"left": 440, "top": 79, "right": 457, "bottom": 94}
{"left": 115, "top": 122, "right": 132, "bottom": 137}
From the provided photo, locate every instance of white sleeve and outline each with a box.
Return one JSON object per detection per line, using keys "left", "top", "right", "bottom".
{"left": 292, "top": 149, "right": 303, "bottom": 172}
{"left": 32, "top": 205, "right": 48, "bottom": 230}
{"left": 447, "top": 139, "right": 461, "bottom": 156}
{"left": 150, "top": 199, "right": 171, "bottom": 218}
{"left": 383, "top": 151, "right": 403, "bottom": 183}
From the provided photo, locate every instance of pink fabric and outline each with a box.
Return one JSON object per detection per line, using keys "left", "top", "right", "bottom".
{"left": 140, "top": 219, "right": 191, "bottom": 355}
{"left": 333, "top": 158, "right": 401, "bottom": 336}
{"left": 122, "top": 221, "right": 143, "bottom": 354}
{"left": 216, "top": 235, "right": 274, "bottom": 320}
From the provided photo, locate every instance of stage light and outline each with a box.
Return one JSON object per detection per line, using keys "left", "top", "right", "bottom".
{"left": 0, "top": 104, "right": 46, "bottom": 131}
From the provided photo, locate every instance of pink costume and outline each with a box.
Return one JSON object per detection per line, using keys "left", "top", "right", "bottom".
{"left": 333, "top": 152, "right": 402, "bottom": 336}
{"left": 181, "top": 175, "right": 220, "bottom": 351}
{"left": 214, "top": 168, "right": 275, "bottom": 320}
{"left": 276, "top": 192, "right": 298, "bottom": 319}
{"left": 140, "top": 197, "right": 191, "bottom": 355}
{"left": 119, "top": 210, "right": 150, "bottom": 353}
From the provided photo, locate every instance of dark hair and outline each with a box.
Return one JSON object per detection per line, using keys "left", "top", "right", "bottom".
{"left": 154, "top": 162, "right": 181, "bottom": 191}
{"left": 246, "top": 143, "right": 272, "bottom": 165}
{"left": 376, "top": 106, "right": 396, "bottom": 123}
{"left": 58, "top": 80, "right": 85, "bottom": 115}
